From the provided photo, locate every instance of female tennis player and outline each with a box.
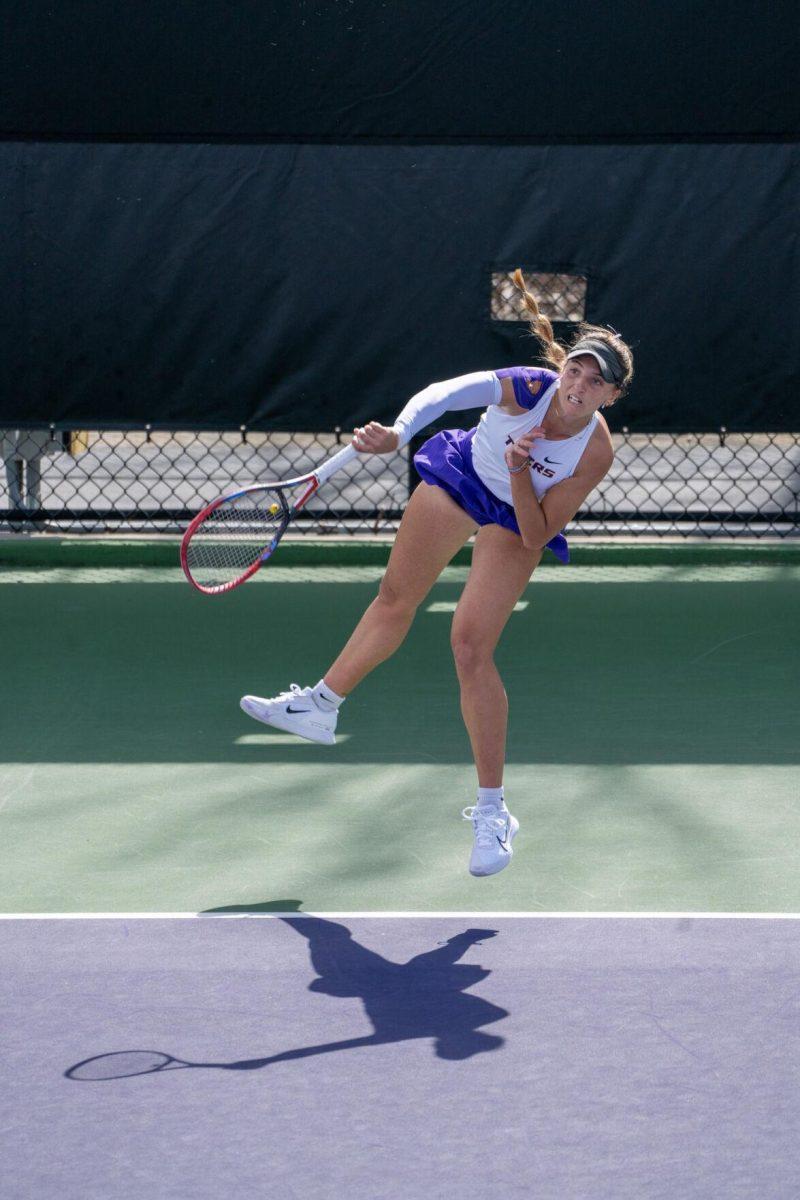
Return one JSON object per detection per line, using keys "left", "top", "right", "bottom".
{"left": 241, "top": 271, "right": 634, "bottom": 877}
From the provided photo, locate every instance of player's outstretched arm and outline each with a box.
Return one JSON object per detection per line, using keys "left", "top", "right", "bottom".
{"left": 352, "top": 421, "right": 399, "bottom": 454}
{"left": 352, "top": 371, "right": 502, "bottom": 457}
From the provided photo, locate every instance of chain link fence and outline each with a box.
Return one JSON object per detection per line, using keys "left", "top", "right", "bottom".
{"left": 4, "top": 274, "right": 796, "bottom": 540}
{"left": 1, "top": 425, "right": 797, "bottom": 538}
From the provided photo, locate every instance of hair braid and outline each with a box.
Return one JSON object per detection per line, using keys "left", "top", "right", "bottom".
{"left": 511, "top": 268, "right": 635, "bottom": 393}
{"left": 511, "top": 269, "right": 567, "bottom": 371}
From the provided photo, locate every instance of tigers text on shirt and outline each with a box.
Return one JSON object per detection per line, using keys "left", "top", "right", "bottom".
{"left": 471, "top": 367, "right": 598, "bottom": 503}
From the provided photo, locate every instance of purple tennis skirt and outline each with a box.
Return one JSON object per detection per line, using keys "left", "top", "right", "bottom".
{"left": 413, "top": 427, "right": 569, "bottom": 564}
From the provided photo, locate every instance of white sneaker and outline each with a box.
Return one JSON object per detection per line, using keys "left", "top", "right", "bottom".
{"left": 240, "top": 683, "right": 337, "bottom": 745}
{"left": 462, "top": 805, "right": 519, "bottom": 877}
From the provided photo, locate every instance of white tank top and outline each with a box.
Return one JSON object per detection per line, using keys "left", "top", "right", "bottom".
{"left": 471, "top": 368, "right": 598, "bottom": 503}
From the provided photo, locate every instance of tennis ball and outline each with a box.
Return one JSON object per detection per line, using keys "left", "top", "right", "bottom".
{"left": 269, "top": 502, "right": 280, "bottom": 515}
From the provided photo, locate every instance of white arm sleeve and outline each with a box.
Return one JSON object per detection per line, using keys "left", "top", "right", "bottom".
{"left": 391, "top": 371, "right": 501, "bottom": 449}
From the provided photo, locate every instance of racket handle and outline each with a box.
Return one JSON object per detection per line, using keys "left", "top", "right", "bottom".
{"left": 313, "top": 441, "right": 359, "bottom": 486}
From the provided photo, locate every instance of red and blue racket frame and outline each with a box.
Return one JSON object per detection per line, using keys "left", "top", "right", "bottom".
{"left": 180, "top": 442, "right": 359, "bottom": 596}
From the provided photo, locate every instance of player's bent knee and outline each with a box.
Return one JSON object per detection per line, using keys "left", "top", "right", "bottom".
{"left": 451, "top": 634, "right": 493, "bottom": 676}
{"left": 377, "top": 575, "right": 419, "bottom": 619}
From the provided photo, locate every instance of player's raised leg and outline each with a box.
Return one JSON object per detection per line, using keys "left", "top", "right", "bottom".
{"left": 452, "top": 524, "right": 541, "bottom": 875}
{"left": 324, "top": 482, "right": 477, "bottom": 696}
{"left": 240, "top": 482, "right": 477, "bottom": 742}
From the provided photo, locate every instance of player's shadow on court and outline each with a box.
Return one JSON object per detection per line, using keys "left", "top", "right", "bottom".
{"left": 64, "top": 918, "right": 508, "bottom": 1081}
{"left": 277, "top": 917, "right": 507, "bottom": 1060}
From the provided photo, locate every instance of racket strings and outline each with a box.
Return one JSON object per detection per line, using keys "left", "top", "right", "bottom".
{"left": 185, "top": 492, "right": 286, "bottom": 590}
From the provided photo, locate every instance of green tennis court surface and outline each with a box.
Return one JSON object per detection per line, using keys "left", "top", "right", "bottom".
{"left": 2, "top": 558, "right": 799, "bottom": 912}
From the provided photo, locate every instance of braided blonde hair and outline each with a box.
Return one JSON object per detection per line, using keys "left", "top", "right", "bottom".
{"left": 511, "top": 268, "right": 634, "bottom": 392}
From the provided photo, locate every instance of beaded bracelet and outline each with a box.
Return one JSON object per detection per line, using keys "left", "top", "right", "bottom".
{"left": 507, "top": 460, "right": 530, "bottom": 475}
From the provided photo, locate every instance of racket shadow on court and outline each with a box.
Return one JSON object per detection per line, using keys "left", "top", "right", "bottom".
{"left": 65, "top": 918, "right": 508, "bottom": 1082}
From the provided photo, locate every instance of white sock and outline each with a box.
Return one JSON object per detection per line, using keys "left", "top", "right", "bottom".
{"left": 312, "top": 680, "right": 345, "bottom": 711}
{"left": 477, "top": 787, "right": 506, "bottom": 812}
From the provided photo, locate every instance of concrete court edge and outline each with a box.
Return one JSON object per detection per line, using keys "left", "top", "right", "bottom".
{"left": 1, "top": 535, "right": 799, "bottom": 569}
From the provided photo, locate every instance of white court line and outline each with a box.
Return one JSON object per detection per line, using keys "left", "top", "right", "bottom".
{"left": 3, "top": 566, "right": 799, "bottom": 586}
{"left": 1, "top": 912, "right": 799, "bottom": 920}
{"left": 234, "top": 733, "right": 351, "bottom": 745}
{"left": 427, "top": 600, "right": 528, "bottom": 613}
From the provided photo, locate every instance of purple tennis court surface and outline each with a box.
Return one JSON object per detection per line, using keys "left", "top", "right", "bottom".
{"left": 2, "top": 916, "right": 798, "bottom": 1198}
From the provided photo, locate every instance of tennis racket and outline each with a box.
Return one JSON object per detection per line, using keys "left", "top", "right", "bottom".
{"left": 180, "top": 441, "right": 359, "bottom": 595}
